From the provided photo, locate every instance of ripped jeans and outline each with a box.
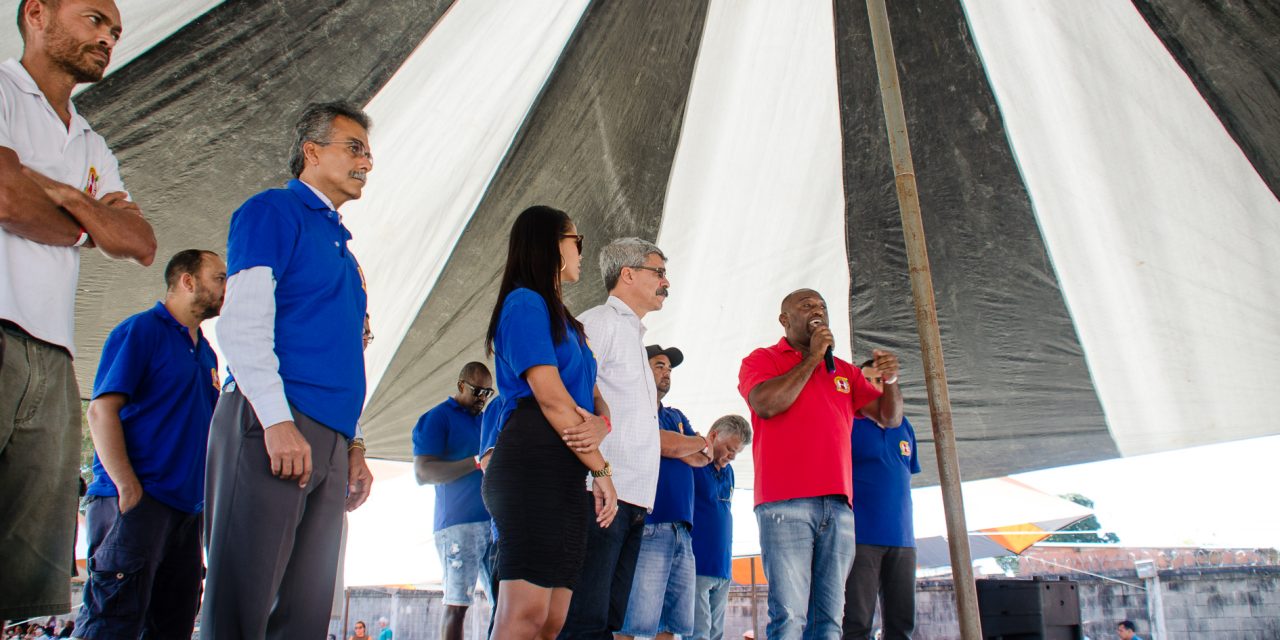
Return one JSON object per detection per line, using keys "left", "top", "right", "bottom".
{"left": 434, "top": 521, "right": 493, "bottom": 606}
{"left": 754, "top": 496, "right": 856, "bottom": 640}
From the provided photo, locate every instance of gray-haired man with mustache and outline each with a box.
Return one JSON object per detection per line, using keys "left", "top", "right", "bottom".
{"left": 201, "top": 101, "right": 375, "bottom": 639}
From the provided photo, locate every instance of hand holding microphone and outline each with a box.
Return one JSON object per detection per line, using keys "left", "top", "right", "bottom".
{"left": 808, "top": 317, "right": 836, "bottom": 374}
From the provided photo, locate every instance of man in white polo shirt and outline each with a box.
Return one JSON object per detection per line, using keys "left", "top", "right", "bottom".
{"left": 0, "top": 0, "right": 157, "bottom": 620}
{"left": 560, "top": 237, "right": 669, "bottom": 639}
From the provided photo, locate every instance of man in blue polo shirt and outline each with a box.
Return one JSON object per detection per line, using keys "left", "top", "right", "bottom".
{"left": 690, "top": 414, "right": 751, "bottom": 640}
{"left": 618, "top": 345, "right": 711, "bottom": 640}
{"left": 413, "top": 361, "right": 495, "bottom": 640}
{"left": 843, "top": 360, "right": 921, "bottom": 640}
{"left": 202, "top": 101, "right": 376, "bottom": 638}
{"left": 74, "top": 249, "right": 224, "bottom": 638}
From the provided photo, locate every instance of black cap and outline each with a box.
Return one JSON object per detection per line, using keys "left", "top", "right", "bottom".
{"left": 645, "top": 344, "right": 684, "bottom": 368}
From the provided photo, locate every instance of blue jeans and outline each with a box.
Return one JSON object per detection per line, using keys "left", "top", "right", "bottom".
{"left": 755, "top": 496, "right": 856, "bottom": 640}
{"left": 434, "top": 521, "right": 493, "bottom": 606}
{"left": 692, "top": 575, "right": 731, "bottom": 640}
{"left": 619, "top": 523, "right": 696, "bottom": 637}
{"left": 558, "top": 501, "right": 647, "bottom": 639}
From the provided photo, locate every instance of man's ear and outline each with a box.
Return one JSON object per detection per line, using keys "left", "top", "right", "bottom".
{"left": 181, "top": 271, "right": 197, "bottom": 293}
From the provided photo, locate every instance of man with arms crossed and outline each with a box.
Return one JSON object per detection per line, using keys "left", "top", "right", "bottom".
{"left": 617, "top": 344, "right": 710, "bottom": 640}
{"left": 843, "top": 360, "right": 921, "bottom": 640}
{"left": 690, "top": 414, "right": 751, "bottom": 640}
{"left": 75, "top": 249, "right": 225, "bottom": 637}
{"left": 202, "top": 101, "right": 375, "bottom": 638}
{"left": 0, "top": 0, "right": 156, "bottom": 620}
{"left": 413, "top": 361, "right": 496, "bottom": 640}
{"left": 738, "top": 289, "right": 902, "bottom": 639}
{"left": 560, "top": 237, "right": 670, "bottom": 639}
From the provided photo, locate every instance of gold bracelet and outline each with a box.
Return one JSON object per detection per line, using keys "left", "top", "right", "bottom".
{"left": 348, "top": 437, "right": 367, "bottom": 452}
{"left": 590, "top": 461, "right": 612, "bottom": 478}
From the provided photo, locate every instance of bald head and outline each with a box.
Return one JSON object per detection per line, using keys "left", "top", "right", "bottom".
{"left": 781, "top": 288, "right": 822, "bottom": 313}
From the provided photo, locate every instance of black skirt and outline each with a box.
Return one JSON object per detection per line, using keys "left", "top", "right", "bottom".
{"left": 482, "top": 399, "right": 593, "bottom": 589}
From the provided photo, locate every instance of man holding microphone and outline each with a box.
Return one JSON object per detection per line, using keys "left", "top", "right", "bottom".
{"left": 738, "top": 289, "right": 902, "bottom": 640}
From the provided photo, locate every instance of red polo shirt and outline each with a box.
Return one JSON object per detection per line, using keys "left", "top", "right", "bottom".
{"left": 738, "top": 337, "right": 881, "bottom": 506}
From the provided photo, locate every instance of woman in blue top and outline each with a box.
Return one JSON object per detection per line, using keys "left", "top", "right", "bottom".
{"left": 482, "top": 205, "right": 617, "bottom": 639}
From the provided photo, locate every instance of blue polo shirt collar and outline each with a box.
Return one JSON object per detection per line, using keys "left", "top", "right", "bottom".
{"left": 288, "top": 178, "right": 335, "bottom": 211}
{"left": 149, "top": 301, "right": 199, "bottom": 344}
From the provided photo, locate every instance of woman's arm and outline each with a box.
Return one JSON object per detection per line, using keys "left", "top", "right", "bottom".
{"left": 525, "top": 365, "right": 617, "bottom": 526}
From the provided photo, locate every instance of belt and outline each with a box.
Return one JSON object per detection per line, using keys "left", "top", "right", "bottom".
{"left": 0, "top": 320, "right": 72, "bottom": 357}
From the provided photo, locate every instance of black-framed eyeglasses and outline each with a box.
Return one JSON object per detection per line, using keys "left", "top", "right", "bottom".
{"left": 561, "top": 234, "right": 585, "bottom": 253}
{"left": 630, "top": 265, "right": 667, "bottom": 279}
{"left": 461, "top": 381, "right": 495, "bottom": 399}
{"left": 315, "top": 138, "right": 373, "bottom": 161}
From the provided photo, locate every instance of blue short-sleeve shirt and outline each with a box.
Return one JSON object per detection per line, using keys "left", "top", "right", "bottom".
{"left": 480, "top": 288, "right": 596, "bottom": 452}
{"left": 86, "top": 302, "right": 220, "bottom": 514}
{"left": 647, "top": 405, "right": 696, "bottom": 527}
{"left": 691, "top": 462, "right": 735, "bottom": 579}
{"left": 851, "top": 416, "right": 921, "bottom": 547}
{"left": 412, "top": 397, "right": 489, "bottom": 532}
{"left": 225, "top": 180, "right": 367, "bottom": 437}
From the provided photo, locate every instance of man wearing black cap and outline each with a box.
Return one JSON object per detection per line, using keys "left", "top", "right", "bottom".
{"left": 616, "top": 345, "right": 712, "bottom": 640}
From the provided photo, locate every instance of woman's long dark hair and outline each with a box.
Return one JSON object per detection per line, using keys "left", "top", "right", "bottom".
{"left": 486, "top": 205, "right": 586, "bottom": 355}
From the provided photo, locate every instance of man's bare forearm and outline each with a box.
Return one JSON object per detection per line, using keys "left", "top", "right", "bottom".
{"left": 55, "top": 186, "right": 156, "bottom": 265}
{"left": 86, "top": 397, "right": 141, "bottom": 495}
{"left": 0, "top": 152, "right": 82, "bottom": 245}
{"left": 659, "top": 429, "right": 706, "bottom": 458}
{"left": 414, "top": 456, "right": 477, "bottom": 485}
{"left": 747, "top": 353, "right": 822, "bottom": 419}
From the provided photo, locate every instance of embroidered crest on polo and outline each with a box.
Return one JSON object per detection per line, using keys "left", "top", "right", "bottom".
{"left": 900, "top": 440, "right": 912, "bottom": 457}
{"left": 834, "top": 376, "right": 851, "bottom": 394}
{"left": 210, "top": 368, "right": 220, "bottom": 389}
{"left": 84, "top": 166, "right": 99, "bottom": 197}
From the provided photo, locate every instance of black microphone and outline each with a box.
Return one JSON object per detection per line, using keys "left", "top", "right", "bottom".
{"left": 809, "top": 318, "right": 837, "bottom": 374}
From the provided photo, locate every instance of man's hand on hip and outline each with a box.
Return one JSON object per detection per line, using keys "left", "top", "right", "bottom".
{"left": 346, "top": 448, "right": 373, "bottom": 512}
{"left": 264, "top": 420, "right": 312, "bottom": 488}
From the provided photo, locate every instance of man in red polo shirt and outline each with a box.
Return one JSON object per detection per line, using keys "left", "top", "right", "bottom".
{"left": 738, "top": 289, "right": 902, "bottom": 640}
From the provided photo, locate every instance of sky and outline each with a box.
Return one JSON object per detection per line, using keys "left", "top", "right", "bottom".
{"left": 1010, "top": 434, "right": 1280, "bottom": 549}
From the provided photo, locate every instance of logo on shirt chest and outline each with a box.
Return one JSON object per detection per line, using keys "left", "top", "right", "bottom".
{"left": 833, "top": 376, "right": 851, "bottom": 394}
{"left": 84, "top": 166, "right": 99, "bottom": 198}
{"left": 211, "top": 368, "right": 220, "bottom": 390}
{"left": 899, "top": 440, "right": 912, "bottom": 457}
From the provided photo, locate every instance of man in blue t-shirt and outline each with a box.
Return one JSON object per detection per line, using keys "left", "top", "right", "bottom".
{"left": 74, "top": 250, "right": 224, "bottom": 638}
{"left": 202, "top": 102, "right": 375, "bottom": 639}
{"left": 690, "top": 414, "right": 751, "bottom": 640}
{"left": 844, "top": 360, "right": 921, "bottom": 640}
{"left": 618, "top": 345, "right": 711, "bottom": 640}
{"left": 413, "top": 361, "right": 495, "bottom": 640}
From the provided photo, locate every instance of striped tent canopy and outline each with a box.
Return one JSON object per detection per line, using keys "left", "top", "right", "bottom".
{"left": 5, "top": 0, "right": 1277, "bottom": 485}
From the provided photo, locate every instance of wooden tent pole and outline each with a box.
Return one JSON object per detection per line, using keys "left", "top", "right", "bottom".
{"left": 862, "top": 0, "right": 982, "bottom": 637}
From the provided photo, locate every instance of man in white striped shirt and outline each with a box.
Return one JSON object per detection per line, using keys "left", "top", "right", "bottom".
{"left": 561, "top": 237, "right": 670, "bottom": 639}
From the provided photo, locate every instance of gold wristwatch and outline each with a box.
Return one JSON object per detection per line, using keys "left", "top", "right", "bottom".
{"left": 590, "top": 461, "right": 612, "bottom": 478}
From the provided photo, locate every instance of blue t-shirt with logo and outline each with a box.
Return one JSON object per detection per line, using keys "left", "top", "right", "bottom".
{"left": 647, "top": 405, "right": 696, "bottom": 526}
{"left": 691, "top": 462, "right": 735, "bottom": 579}
{"left": 412, "top": 397, "right": 489, "bottom": 532}
{"left": 87, "top": 302, "right": 220, "bottom": 514}
{"left": 851, "top": 415, "right": 921, "bottom": 547}
{"left": 225, "top": 179, "right": 367, "bottom": 437}
{"left": 480, "top": 287, "right": 596, "bottom": 453}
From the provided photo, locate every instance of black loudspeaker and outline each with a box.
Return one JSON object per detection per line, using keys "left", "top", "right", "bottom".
{"left": 976, "top": 577, "right": 1083, "bottom": 640}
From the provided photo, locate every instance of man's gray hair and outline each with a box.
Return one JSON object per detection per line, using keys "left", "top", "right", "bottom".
{"left": 709, "top": 414, "right": 752, "bottom": 445}
{"left": 599, "top": 237, "right": 666, "bottom": 291}
{"left": 288, "top": 101, "right": 372, "bottom": 178}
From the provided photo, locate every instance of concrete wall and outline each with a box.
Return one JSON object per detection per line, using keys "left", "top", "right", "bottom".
{"left": 330, "top": 567, "right": 1279, "bottom": 639}
{"left": 912, "top": 567, "right": 1280, "bottom": 640}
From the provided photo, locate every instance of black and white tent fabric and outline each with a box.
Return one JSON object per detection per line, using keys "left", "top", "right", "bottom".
{"left": 5, "top": 0, "right": 1277, "bottom": 485}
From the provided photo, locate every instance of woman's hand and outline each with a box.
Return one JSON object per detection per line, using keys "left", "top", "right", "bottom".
{"left": 592, "top": 474, "right": 618, "bottom": 528}
{"left": 562, "top": 407, "right": 609, "bottom": 453}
